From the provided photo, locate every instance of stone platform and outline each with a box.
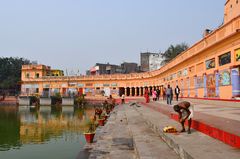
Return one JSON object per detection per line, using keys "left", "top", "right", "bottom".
{"left": 83, "top": 101, "right": 240, "bottom": 159}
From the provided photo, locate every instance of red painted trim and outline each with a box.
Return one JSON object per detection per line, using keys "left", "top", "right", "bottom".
{"left": 171, "top": 114, "right": 240, "bottom": 148}
{"left": 140, "top": 102, "right": 240, "bottom": 148}
{"left": 180, "top": 97, "right": 240, "bottom": 102}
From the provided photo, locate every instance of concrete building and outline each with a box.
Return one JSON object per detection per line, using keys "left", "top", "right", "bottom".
{"left": 87, "top": 62, "right": 139, "bottom": 75}
{"left": 140, "top": 52, "right": 163, "bottom": 72}
{"left": 51, "top": 70, "right": 64, "bottom": 76}
{"left": 121, "top": 62, "right": 139, "bottom": 74}
{"left": 21, "top": 0, "right": 240, "bottom": 100}
{"left": 87, "top": 63, "right": 122, "bottom": 75}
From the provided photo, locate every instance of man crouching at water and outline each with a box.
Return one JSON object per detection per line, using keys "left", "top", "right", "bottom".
{"left": 173, "top": 101, "right": 193, "bottom": 134}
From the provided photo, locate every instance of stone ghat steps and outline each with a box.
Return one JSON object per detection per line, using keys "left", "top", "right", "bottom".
{"left": 171, "top": 113, "right": 240, "bottom": 148}
{"left": 135, "top": 104, "right": 240, "bottom": 159}
{"left": 86, "top": 105, "right": 180, "bottom": 159}
{"left": 140, "top": 101, "right": 240, "bottom": 148}
{"left": 124, "top": 105, "right": 180, "bottom": 159}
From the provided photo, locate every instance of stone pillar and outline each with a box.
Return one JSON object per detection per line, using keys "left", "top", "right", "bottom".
{"left": 215, "top": 70, "right": 220, "bottom": 97}
{"left": 130, "top": 88, "right": 132, "bottom": 96}
{"left": 123, "top": 87, "right": 126, "bottom": 96}
{"left": 231, "top": 67, "right": 240, "bottom": 98}
{"left": 187, "top": 77, "right": 190, "bottom": 97}
{"left": 135, "top": 87, "right": 137, "bottom": 96}
{"left": 194, "top": 75, "right": 198, "bottom": 97}
{"left": 203, "top": 73, "right": 207, "bottom": 97}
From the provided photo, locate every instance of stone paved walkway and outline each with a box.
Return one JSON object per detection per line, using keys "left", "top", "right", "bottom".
{"left": 85, "top": 104, "right": 179, "bottom": 159}
{"left": 134, "top": 102, "right": 240, "bottom": 159}
{"left": 84, "top": 102, "right": 240, "bottom": 159}
{"left": 86, "top": 105, "right": 136, "bottom": 159}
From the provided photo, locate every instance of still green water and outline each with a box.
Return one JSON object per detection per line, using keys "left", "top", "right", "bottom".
{"left": 0, "top": 105, "right": 95, "bottom": 159}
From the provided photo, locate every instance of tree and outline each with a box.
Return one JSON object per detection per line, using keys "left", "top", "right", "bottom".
{"left": 0, "top": 57, "right": 31, "bottom": 94}
{"left": 161, "top": 43, "right": 189, "bottom": 65}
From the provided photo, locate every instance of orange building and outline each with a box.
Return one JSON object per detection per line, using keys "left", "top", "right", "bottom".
{"left": 21, "top": 0, "right": 240, "bottom": 100}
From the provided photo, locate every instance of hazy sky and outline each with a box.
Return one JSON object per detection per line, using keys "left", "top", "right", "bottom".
{"left": 0, "top": 0, "right": 226, "bottom": 74}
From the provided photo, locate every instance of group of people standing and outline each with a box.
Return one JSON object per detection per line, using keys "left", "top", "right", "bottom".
{"left": 144, "top": 85, "right": 181, "bottom": 105}
{"left": 165, "top": 85, "right": 180, "bottom": 105}
{"left": 144, "top": 88, "right": 161, "bottom": 103}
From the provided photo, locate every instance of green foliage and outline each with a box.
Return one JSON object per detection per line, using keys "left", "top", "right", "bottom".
{"left": 74, "top": 94, "right": 86, "bottom": 106}
{"left": 29, "top": 95, "right": 40, "bottom": 105}
{"left": 85, "top": 119, "right": 96, "bottom": 133}
{"left": 0, "top": 57, "right": 31, "bottom": 91}
{"left": 51, "top": 93, "right": 62, "bottom": 105}
{"left": 54, "top": 92, "right": 61, "bottom": 98}
{"left": 161, "top": 43, "right": 189, "bottom": 65}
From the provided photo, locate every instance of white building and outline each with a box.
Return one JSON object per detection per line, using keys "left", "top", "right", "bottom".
{"left": 140, "top": 52, "right": 163, "bottom": 72}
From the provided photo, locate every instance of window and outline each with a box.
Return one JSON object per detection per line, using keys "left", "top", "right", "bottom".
{"left": 205, "top": 58, "right": 215, "bottom": 69}
{"left": 36, "top": 88, "right": 39, "bottom": 93}
{"left": 26, "top": 73, "right": 30, "bottom": 78}
{"left": 236, "top": 48, "right": 240, "bottom": 62}
{"left": 219, "top": 52, "right": 231, "bottom": 66}
{"left": 35, "top": 73, "right": 39, "bottom": 78}
{"left": 183, "top": 68, "right": 188, "bottom": 76}
{"left": 189, "top": 66, "right": 195, "bottom": 73}
{"left": 177, "top": 71, "right": 182, "bottom": 77}
{"left": 26, "top": 88, "right": 29, "bottom": 94}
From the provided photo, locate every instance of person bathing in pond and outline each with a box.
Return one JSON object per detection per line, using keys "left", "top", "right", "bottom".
{"left": 173, "top": 101, "right": 193, "bottom": 134}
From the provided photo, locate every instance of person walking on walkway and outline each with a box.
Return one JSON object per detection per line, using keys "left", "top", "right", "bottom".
{"left": 175, "top": 85, "right": 180, "bottom": 101}
{"left": 166, "top": 85, "right": 172, "bottom": 105}
{"left": 144, "top": 89, "right": 150, "bottom": 103}
{"left": 173, "top": 101, "right": 193, "bottom": 134}
{"left": 170, "top": 87, "right": 173, "bottom": 102}
{"left": 163, "top": 87, "right": 166, "bottom": 100}
{"left": 121, "top": 94, "right": 125, "bottom": 104}
{"left": 152, "top": 90, "right": 157, "bottom": 101}
{"left": 156, "top": 88, "right": 160, "bottom": 101}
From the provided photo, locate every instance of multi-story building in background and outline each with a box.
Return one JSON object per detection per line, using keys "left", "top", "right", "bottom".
{"left": 87, "top": 63, "right": 122, "bottom": 75}
{"left": 140, "top": 52, "right": 163, "bottom": 72}
{"left": 87, "top": 62, "right": 140, "bottom": 75}
{"left": 120, "top": 62, "right": 139, "bottom": 74}
{"left": 21, "top": 64, "right": 64, "bottom": 96}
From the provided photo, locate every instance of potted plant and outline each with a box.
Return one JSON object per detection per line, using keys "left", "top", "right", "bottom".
{"left": 95, "top": 107, "right": 103, "bottom": 118}
{"left": 98, "top": 114, "right": 105, "bottom": 126}
{"left": 83, "top": 119, "right": 96, "bottom": 143}
{"left": 102, "top": 112, "right": 108, "bottom": 121}
{"left": 102, "top": 100, "right": 111, "bottom": 114}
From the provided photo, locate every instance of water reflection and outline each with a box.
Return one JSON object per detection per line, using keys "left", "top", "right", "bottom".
{"left": 0, "top": 106, "right": 21, "bottom": 151}
{"left": 0, "top": 105, "right": 95, "bottom": 153}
